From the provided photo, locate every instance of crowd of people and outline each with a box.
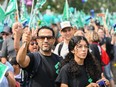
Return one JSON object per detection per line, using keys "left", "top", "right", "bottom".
{"left": 0, "top": 16, "right": 116, "bottom": 87}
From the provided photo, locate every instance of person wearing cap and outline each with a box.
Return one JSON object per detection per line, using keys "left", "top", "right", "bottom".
{"left": 54, "top": 21, "right": 74, "bottom": 58}
{"left": 1, "top": 26, "right": 12, "bottom": 40}
{"left": 0, "top": 26, "right": 12, "bottom": 50}
{"left": 0, "top": 24, "right": 23, "bottom": 64}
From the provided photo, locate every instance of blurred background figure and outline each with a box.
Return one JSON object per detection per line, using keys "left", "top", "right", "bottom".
{"left": 9, "top": 57, "right": 28, "bottom": 87}
{"left": 27, "top": 36, "right": 39, "bottom": 53}
{"left": 54, "top": 21, "right": 74, "bottom": 58}
{"left": 97, "top": 28, "right": 115, "bottom": 87}
{"left": 0, "top": 53, "right": 16, "bottom": 87}
{"left": 0, "top": 26, "right": 12, "bottom": 50}
{"left": 1, "top": 26, "right": 12, "bottom": 40}
{"left": 86, "top": 30, "right": 103, "bottom": 71}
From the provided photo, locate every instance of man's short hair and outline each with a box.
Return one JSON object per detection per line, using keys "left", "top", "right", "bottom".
{"left": 37, "top": 26, "right": 55, "bottom": 37}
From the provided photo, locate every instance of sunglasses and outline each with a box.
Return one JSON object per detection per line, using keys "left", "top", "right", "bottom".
{"left": 30, "top": 42, "right": 38, "bottom": 45}
{"left": 2, "top": 33, "right": 9, "bottom": 36}
{"left": 37, "top": 36, "right": 54, "bottom": 40}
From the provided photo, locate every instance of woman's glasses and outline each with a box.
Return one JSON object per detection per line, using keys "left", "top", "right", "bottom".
{"left": 30, "top": 42, "right": 38, "bottom": 46}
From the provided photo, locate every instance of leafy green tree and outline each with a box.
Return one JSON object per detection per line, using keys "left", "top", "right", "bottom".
{"left": 0, "top": 0, "right": 116, "bottom": 14}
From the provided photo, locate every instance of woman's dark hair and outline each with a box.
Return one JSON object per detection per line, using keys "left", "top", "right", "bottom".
{"left": 27, "top": 36, "right": 38, "bottom": 53}
{"left": 59, "top": 36, "right": 101, "bottom": 81}
{"left": 60, "top": 36, "right": 89, "bottom": 67}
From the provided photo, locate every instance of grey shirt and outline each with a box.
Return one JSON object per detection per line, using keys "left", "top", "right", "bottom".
{"left": 1, "top": 37, "right": 16, "bottom": 61}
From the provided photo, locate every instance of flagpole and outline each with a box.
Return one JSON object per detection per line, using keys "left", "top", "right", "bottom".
{"left": 28, "top": 0, "right": 34, "bottom": 30}
{"left": 16, "top": 0, "right": 19, "bottom": 21}
{"left": 24, "top": 0, "right": 35, "bottom": 47}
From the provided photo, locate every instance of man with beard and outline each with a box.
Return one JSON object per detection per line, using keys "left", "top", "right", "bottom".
{"left": 16, "top": 24, "right": 61, "bottom": 87}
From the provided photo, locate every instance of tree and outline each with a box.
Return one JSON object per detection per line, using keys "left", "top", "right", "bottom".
{"left": 40, "top": 0, "right": 116, "bottom": 14}
{"left": 0, "top": 0, "right": 116, "bottom": 14}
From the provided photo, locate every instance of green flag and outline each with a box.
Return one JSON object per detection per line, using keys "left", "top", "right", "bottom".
{"left": 20, "top": 0, "right": 28, "bottom": 23}
{"left": 76, "top": 11, "right": 85, "bottom": 28}
{"left": 0, "top": 6, "right": 5, "bottom": 22}
{"left": 31, "top": 12, "right": 39, "bottom": 29}
{"left": 62, "top": 0, "right": 70, "bottom": 21}
{"left": 5, "top": 0, "right": 17, "bottom": 16}
{"left": 0, "top": 62, "right": 8, "bottom": 83}
{"left": 105, "top": 9, "right": 111, "bottom": 28}
{"left": 105, "top": 9, "right": 109, "bottom": 20}
{"left": 10, "top": 13, "right": 16, "bottom": 26}
{"left": 29, "top": 0, "right": 46, "bottom": 28}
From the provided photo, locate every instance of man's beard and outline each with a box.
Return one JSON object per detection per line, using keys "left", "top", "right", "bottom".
{"left": 41, "top": 47, "right": 51, "bottom": 52}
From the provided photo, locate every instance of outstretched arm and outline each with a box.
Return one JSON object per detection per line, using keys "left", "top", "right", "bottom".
{"left": 16, "top": 42, "right": 30, "bottom": 68}
{"left": 16, "top": 23, "right": 31, "bottom": 68}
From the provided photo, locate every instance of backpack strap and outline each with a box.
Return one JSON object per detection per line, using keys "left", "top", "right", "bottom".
{"left": 29, "top": 52, "right": 41, "bottom": 78}
{"left": 58, "top": 42, "right": 63, "bottom": 56}
{"left": 38, "top": 52, "right": 54, "bottom": 79}
{"left": 27, "top": 52, "right": 41, "bottom": 87}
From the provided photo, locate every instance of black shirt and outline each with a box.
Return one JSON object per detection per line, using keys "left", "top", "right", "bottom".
{"left": 23, "top": 52, "right": 61, "bottom": 87}
{"left": 56, "top": 64, "right": 89, "bottom": 87}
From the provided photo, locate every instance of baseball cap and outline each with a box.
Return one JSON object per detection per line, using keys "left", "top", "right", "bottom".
{"left": 1, "top": 26, "right": 11, "bottom": 34}
{"left": 60, "top": 21, "right": 72, "bottom": 30}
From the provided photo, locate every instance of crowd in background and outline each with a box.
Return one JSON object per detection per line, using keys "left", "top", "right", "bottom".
{"left": 0, "top": 16, "right": 116, "bottom": 87}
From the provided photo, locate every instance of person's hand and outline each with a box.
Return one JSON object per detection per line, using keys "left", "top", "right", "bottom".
{"left": 12, "top": 22, "right": 23, "bottom": 39}
{"left": 31, "top": 27, "right": 38, "bottom": 37}
{"left": 12, "top": 22, "right": 24, "bottom": 52}
{"left": 86, "top": 83, "right": 99, "bottom": 87}
{"left": 96, "top": 73, "right": 110, "bottom": 87}
{"left": 22, "top": 29, "right": 32, "bottom": 45}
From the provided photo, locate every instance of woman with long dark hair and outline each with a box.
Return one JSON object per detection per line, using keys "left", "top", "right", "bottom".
{"left": 56, "top": 36, "right": 109, "bottom": 87}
